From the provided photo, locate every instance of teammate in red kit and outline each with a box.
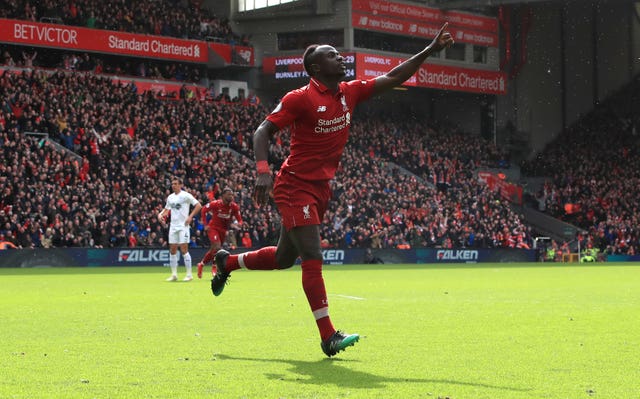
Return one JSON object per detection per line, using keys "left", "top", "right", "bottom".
{"left": 211, "top": 23, "right": 454, "bottom": 357}
{"left": 196, "top": 187, "right": 243, "bottom": 279}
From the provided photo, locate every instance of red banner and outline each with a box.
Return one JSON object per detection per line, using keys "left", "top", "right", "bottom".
{"left": 478, "top": 172, "right": 523, "bottom": 204}
{"left": 445, "top": 11, "right": 499, "bottom": 33}
{"left": 233, "top": 45, "right": 254, "bottom": 66}
{"left": 0, "top": 18, "right": 208, "bottom": 63}
{"left": 356, "top": 53, "right": 506, "bottom": 94}
{"left": 209, "top": 42, "right": 232, "bottom": 63}
{"left": 351, "top": 0, "right": 498, "bottom": 33}
{"left": 352, "top": 12, "right": 497, "bottom": 47}
{"left": 208, "top": 43, "right": 255, "bottom": 66}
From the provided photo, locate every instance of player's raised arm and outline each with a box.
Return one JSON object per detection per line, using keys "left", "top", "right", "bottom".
{"left": 372, "top": 22, "right": 454, "bottom": 95}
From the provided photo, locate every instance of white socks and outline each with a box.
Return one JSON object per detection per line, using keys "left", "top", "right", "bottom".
{"left": 183, "top": 252, "right": 192, "bottom": 277}
{"left": 169, "top": 252, "right": 192, "bottom": 278}
{"left": 169, "top": 253, "right": 178, "bottom": 276}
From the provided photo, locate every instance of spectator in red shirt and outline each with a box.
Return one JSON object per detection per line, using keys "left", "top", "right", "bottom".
{"left": 128, "top": 232, "right": 137, "bottom": 247}
{"left": 241, "top": 232, "right": 252, "bottom": 248}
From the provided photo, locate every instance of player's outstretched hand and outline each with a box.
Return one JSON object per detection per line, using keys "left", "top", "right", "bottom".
{"left": 430, "top": 22, "right": 455, "bottom": 52}
{"left": 253, "top": 174, "right": 273, "bottom": 207}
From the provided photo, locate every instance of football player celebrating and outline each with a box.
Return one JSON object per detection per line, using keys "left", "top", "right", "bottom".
{"left": 196, "top": 187, "right": 243, "bottom": 278}
{"left": 211, "top": 23, "right": 454, "bottom": 356}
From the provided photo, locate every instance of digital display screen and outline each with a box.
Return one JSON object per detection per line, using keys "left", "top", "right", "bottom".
{"left": 263, "top": 52, "right": 355, "bottom": 80}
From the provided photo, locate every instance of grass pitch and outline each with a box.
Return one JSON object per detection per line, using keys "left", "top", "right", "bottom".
{"left": 1, "top": 263, "right": 639, "bottom": 399}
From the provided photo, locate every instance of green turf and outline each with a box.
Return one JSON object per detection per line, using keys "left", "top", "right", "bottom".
{"left": 1, "top": 263, "right": 638, "bottom": 398}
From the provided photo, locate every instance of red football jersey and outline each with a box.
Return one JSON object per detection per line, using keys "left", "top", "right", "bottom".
{"left": 266, "top": 77, "right": 375, "bottom": 181}
{"left": 201, "top": 200, "right": 242, "bottom": 231}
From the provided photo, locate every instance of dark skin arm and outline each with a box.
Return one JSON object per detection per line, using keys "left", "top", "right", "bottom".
{"left": 253, "top": 119, "right": 278, "bottom": 206}
{"left": 373, "top": 22, "right": 454, "bottom": 95}
{"left": 252, "top": 23, "right": 454, "bottom": 206}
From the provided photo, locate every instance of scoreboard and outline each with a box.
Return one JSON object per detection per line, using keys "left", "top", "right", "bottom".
{"left": 262, "top": 53, "right": 356, "bottom": 80}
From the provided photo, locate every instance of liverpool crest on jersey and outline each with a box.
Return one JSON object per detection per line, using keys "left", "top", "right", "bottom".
{"left": 340, "top": 96, "right": 348, "bottom": 111}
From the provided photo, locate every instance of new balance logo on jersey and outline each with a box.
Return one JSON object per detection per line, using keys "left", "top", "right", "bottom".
{"left": 317, "top": 105, "right": 326, "bottom": 112}
{"left": 271, "top": 102, "right": 283, "bottom": 114}
{"left": 302, "top": 205, "right": 311, "bottom": 219}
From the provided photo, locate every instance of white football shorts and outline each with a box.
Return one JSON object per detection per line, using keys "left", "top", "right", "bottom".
{"left": 168, "top": 225, "right": 191, "bottom": 244}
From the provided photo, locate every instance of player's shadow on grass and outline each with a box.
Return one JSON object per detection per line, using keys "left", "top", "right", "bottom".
{"left": 215, "top": 354, "right": 529, "bottom": 392}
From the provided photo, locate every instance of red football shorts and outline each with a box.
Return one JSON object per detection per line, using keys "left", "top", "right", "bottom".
{"left": 207, "top": 227, "right": 226, "bottom": 245}
{"left": 273, "top": 171, "right": 331, "bottom": 231}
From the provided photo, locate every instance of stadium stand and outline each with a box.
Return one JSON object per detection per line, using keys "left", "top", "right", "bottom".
{"left": 1, "top": 67, "right": 536, "bottom": 250}
{"left": 0, "top": 44, "right": 205, "bottom": 84}
{"left": 521, "top": 76, "right": 640, "bottom": 257}
{"left": 0, "top": 0, "right": 247, "bottom": 44}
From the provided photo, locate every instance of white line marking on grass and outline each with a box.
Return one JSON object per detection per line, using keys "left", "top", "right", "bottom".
{"left": 332, "top": 294, "right": 365, "bottom": 300}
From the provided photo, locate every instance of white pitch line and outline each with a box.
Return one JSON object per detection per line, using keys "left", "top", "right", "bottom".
{"left": 332, "top": 294, "right": 365, "bottom": 300}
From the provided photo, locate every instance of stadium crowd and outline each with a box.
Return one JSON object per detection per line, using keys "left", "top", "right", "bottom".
{"left": 0, "top": 0, "right": 247, "bottom": 44}
{"left": 0, "top": 66, "right": 538, "bottom": 251}
{"left": 0, "top": 68, "right": 271, "bottom": 249}
{"left": 1, "top": 45, "right": 205, "bottom": 84}
{"left": 264, "top": 114, "right": 532, "bottom": 249}
{"left": 522, "top": 76, "right": 640, "bottom": 256}
{"left": 8, "top": 65, "right": 637, "bottom": 256}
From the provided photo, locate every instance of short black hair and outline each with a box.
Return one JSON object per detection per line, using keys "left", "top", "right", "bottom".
{"left": 222, "top": 187, "right": 233, "bottom": 194}
{"left": 303, "top": 44, "right": 320, "bottom": 76}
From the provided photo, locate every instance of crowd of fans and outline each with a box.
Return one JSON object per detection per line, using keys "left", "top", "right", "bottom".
{"left": 522, "top": 76, "right": 640, "bottom": 256}
{"left": 264, "top": 114, "right": 532, "bottom": 250}
{"left": 1, "top": 0, "right": 634, "bottom": 259}
{"left": 336, "top": 116, "right": 530, "bottom": 250}
{"left": 1, "top": 45, "right": 205, "bottom": 84}
{"left": 0, "top": 68, "right": 271, "bottom": 249}
{"left": 1, "top": 0, "right": 254, "bottom": 82}
{"left": 0, "top": 0, "right": 249, "bottom": 44}
{"left": 0, "top": 66, "right": 537, "bottom": 251}
{"left": 5, "top": 64, "right": 636, "bottom": 257}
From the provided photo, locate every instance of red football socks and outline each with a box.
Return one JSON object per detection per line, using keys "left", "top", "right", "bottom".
{"left": 301, "top": 259, "right": 335, "bottom": 341}
{"left": 201, "top": 250, "right": 215, "bottom": 265}
{"left": 221, "top": 251, "right": 336, "bottom": 340}
{"left": 226, "top": 246, "right": 278, "bottom": 271}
